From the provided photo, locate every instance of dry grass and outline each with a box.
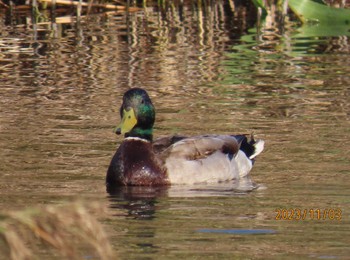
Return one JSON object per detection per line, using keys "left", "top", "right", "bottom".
{"left": 0, "top": 201, "right": 114, "bottom": 260}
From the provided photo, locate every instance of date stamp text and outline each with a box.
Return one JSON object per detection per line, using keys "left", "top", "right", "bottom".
{"left": 275, "top": 208, "right": 342, "bottom": 221}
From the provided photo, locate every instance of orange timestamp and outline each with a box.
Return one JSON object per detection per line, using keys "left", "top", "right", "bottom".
{"left": 275, "top": 208, "right": 342, "bottom": 221}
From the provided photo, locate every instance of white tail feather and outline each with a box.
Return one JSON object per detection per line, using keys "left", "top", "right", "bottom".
{"left": 249, "top": 140, "right": 265, "bottom": 159}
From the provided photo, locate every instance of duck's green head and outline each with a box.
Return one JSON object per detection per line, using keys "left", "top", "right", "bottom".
{"left": 115, "top": 88, "right": 155, "bottom": 141}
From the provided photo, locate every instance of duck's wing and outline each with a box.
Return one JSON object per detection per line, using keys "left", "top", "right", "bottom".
{"left": 157, "top": 135, "right": 264, "bottom": 184}
{"left": 153, "top": 135, "right": 187, "bottom": 154}
{"left": 158, "top": 135, "right": 240, "bottom": 184}
{"left": 159, "top": 135, "right": 240, "bottom": 161}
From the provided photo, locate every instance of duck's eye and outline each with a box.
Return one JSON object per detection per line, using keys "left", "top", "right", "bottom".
{"left": 141, "top": 99, "right": 145, "bottom": 104}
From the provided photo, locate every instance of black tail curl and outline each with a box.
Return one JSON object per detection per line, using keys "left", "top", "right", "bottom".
{"left": 233, "top": 135, "right": 257, "bottom": 161}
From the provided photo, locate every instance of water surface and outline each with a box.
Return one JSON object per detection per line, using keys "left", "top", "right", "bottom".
{"left": 0, "top": 2, "right": 349, "bottom": 259}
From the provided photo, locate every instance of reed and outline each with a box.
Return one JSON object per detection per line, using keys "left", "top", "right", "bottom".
{"left": 0, "top": 202, "right": 114, "bottom": 260}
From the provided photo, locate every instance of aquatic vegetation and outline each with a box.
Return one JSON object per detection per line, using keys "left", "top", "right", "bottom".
{"left": 251, "top": 0, "right": 350, "bottom": 25}
{"left": 288, "top": 0, "right": 350, "bottom": 24}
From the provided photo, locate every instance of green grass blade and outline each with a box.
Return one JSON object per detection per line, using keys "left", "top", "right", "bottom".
{"left": 251, "top": 0, "right": 266, "bottom": 10}
{"left": 251, "top": 0, "right": 267, "bottom": 17}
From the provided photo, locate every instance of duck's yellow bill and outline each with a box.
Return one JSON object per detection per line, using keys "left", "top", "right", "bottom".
{"left": 115, "top": 108, "right": 137, "bottom": 135}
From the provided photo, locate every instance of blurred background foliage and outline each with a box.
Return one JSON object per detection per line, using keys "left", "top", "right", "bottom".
{"left": 1, "top": 1, "right": 349, "bottom": 41}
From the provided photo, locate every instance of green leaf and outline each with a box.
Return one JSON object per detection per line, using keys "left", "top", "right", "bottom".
{"left": 294, "top": 23, "right": 350, "bottom": 37}
{"left": 288, "top": 0, "right": 350, "bottom": 24}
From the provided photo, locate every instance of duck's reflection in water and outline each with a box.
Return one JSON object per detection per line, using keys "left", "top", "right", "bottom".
{"left": 107, "top": 186, "right": 169, "bottom": 219}
{"left": 107, "top": 177, "right": 259, "bottom": 218}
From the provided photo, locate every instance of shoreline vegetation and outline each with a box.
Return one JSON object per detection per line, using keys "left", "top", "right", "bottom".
{"left": 0, "top": 1, "right": 349, "bottom": 14}
{"left": 0, "top": 0, "right": 349, "bottom": 28}
{"left": 0, "top": 201, "right": 114, "bottom": 260}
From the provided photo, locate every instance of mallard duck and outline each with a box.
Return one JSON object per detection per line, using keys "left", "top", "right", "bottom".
{"left": 106, "top": 88, "right": 264, "bottom": 187}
